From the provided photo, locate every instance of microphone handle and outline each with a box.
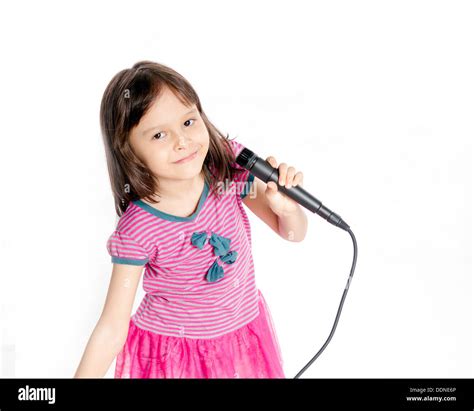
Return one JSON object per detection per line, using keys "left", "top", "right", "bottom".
{"left": 249, "top": 157, "right": 350, "bottom": 232}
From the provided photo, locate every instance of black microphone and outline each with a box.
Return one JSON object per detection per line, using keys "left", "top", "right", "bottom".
{"left": 236, "top": 147, "right": 350, "bottom": 232}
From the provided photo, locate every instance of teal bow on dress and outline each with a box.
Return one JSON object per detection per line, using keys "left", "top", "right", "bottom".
{"left": 190, "top": 231, "right": 208, "bottom": 249}
{"left": 206, "top": 250, "right": 238, "bottom": 282}
{"left": 190, "top": 231, "right": 238, "bottom": 283}
{"left": 191, "top": 231, "right": 231, "bottom": 256}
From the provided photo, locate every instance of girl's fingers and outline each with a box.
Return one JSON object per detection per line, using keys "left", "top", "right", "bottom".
{"left": 266, "top": 157, "right": 303, "bottom": 189}
{"left": 278, "top": 163, "right": 288, "bottom": 185}
{"left": 293, "top": 171, "right": 304, "bottom": 187}
{"left": 266, "top": 156, "right": 277, "bottom": 168}
{"left": 285, "top": 167, "right": 296, "bottom": 188}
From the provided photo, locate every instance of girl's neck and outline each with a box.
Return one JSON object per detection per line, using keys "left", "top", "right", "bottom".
{"left": 144, "top": 172, "right": 205, "bottom": 211}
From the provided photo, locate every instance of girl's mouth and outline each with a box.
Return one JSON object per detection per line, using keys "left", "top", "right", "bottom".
{"left": 173, "top": 150, "right": 198, "bottom": 164}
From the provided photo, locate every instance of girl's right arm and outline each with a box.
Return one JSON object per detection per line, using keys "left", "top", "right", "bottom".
{"left": 73, "top": 263, "right": 144, "bottom": 378}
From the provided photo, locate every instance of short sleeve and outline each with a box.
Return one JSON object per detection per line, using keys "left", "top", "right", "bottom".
{"left": 227, "top": 139, "right": 255, "bottom": 199}
{"left": 106, "top": 230, "right": 150, "bottom": 266}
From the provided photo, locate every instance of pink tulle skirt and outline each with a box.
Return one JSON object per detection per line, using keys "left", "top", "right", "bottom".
{"left": 114, "top": 290, "right": 285, "bottom": 378}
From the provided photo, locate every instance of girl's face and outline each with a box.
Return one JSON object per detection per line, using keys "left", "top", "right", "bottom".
{"left": 129, "top": 86, "right": 210, "bottom": 184}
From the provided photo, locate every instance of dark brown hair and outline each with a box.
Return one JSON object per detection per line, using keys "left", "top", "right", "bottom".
{"left": 100, "top": 60, "right": 243, "bottom": 217}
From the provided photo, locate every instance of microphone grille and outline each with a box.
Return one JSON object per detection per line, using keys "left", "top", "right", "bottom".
{"left": 236, "top": 147, "right": 254, "bottom": 169}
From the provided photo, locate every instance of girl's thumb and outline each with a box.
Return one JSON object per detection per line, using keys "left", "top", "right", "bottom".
{"left": 267, "top": 181, "right": 278, "bottom": 191}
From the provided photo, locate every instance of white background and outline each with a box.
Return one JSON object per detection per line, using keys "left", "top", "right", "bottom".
{"left": 0, "top": 0, "right": 472, "bottom": 378}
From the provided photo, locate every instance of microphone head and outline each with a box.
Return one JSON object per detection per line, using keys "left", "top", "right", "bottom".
{"left": 236, "top": 147, "right": 254, "bottom": 170}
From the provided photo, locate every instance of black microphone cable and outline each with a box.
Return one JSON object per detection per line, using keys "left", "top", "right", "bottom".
{"left": 236, "top": 146, "right": 358, "bottom": 379}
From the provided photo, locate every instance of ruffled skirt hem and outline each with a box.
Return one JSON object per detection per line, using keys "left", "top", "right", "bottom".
{"left": 114, "top": 290, "right": 285, "bottom": 378}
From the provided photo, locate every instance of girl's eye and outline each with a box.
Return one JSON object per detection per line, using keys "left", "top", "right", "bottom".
{"left": 152, "top": 118, "right": 196, "bottom": 140}
{"left": 152, "top": 132, "right": 164, "bottom": 140}
{"left": 184, "top": 118, "right": 195, "bottom": 127}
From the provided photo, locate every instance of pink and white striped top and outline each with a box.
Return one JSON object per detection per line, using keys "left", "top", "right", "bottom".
{"left": 106, "top": 139, "right": 258, "bottom": 339}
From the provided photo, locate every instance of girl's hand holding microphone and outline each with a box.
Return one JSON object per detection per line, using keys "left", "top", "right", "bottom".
{"left": 264, "top": 156, "right": 304, "bottom": 217}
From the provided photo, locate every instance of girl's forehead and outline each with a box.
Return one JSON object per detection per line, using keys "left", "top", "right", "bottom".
{"left": 149, "top": 88, "right": 195, "bottom": 116}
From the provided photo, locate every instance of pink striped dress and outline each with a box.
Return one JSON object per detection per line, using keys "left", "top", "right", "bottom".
{"left": 107, "top": 139, "right": 285, "bottom": 378}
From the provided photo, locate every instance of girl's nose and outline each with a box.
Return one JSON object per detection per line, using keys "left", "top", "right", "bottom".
{"left": 177, "top": 134, "right": 190, "bottom": 147}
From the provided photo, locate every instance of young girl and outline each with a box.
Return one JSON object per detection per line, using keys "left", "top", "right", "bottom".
{"left": 75, "top": 60, "right": 308, "bottom": 379}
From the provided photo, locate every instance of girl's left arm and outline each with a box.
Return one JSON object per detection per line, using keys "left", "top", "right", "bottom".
{"left": 275, "top": 202, "right": 308, "bottom": 242}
